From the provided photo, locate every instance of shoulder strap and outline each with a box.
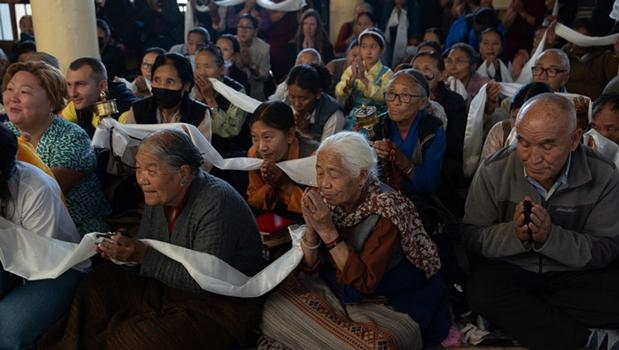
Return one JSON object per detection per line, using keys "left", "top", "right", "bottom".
{"left": 414, "top": 112, "right": 443, "bottom": 165}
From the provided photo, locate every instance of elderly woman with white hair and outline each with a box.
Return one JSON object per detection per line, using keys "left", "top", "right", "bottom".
{"left": 259, "top": 132, "right": 450, "bottom": 350}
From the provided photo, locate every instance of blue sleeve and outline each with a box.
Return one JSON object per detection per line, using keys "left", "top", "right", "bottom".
{"left": 412, "top": 127, "right": 446, "bottom": 194}
{"left": 445, "top": 17, "right": 467, "bottom": 49}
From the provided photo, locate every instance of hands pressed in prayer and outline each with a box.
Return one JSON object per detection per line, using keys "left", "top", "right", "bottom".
{"left": 260, "top": 160, "right": 288, "bottom": 187}
{"left": 513, "top": 197, "right": 552, "bottom": 243}
{"left": 345, "top": 57, "right": 363, "bottom": 94}
{"left": 97, "top": 234, "right": 147, "bottom": 263}
{"left": 302, "top": 188, "right": 338, "bottom": 242}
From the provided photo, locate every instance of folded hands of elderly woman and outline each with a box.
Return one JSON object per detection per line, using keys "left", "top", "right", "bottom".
{"left": 301, "top": 189, "right": 338, "bottom": 243}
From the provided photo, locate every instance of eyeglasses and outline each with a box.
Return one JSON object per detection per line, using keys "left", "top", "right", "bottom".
{"left": 141, "top": 62, "right": 154, "bottom": 69}
{"left": 385, "top": 91, "right": 425, "bottom": 103}
{"left": 531, "top": 66, "right": 567, "bottom": 77}
{"left": 445, "top": 57, "right": 470, "bottom": 65}
{"left": 237, "top": 25, "right": 255, "bottom": 31}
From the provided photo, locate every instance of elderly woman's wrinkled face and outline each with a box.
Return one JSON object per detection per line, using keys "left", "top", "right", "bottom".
{"left": 195, "top": 51, "right": 222, "bottom": 79}
{"left": 316, "top": 150, "right": 366, "bottom": 207}
{"left": 251, "top": 121, "right": 295, "bottom": 162}
{"left": 445, "top": 48, "right": 472, "bottom": 82}
{"left": 3, "top": 71, "right": 52, "bottom": 128}
{"left": 135, "top": 150, "right": 185, "bottom": 207}
{"left": 386, "top": 75, "right": 427, "bottom": 124}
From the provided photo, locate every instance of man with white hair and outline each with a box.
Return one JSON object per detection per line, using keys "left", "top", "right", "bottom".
{"left": 462, "top": 93, "right": 619, "bottom": 350}
{"left": 269, "top": 48, "right": 322, "bottom": 102}
{"left": 531, "top": 48, "right": 570, "bottom": 92}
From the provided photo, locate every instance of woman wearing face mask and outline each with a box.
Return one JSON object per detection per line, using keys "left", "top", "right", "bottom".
{"left": 120, "top": 53, "right": 211, "bottom": 142}
{"left": 247, "top": 101, "right": 317, "bottom": 216}
{"left": 287, "top": 64, "right": 345, "bottom": 142}
{"left": 215, "top": 34, "right": 250, "bottom": 95}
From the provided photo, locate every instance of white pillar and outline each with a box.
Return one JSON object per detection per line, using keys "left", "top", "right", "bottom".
{"left": 330, "top": 0, "right": 358, "bottom": 44}
{"left": 30, "top": 0, "right": 99, "bottom": 74}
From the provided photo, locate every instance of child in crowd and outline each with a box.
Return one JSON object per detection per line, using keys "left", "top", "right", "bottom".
{"left": 335, "top": 28, "right": 393, "bottom": 130}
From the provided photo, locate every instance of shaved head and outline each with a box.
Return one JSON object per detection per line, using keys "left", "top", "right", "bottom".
{"left": 516, "top": 93, "right": 577, "bottom": 133}
{"left": 515, "top": 93, "right": 582, "bottom": 190}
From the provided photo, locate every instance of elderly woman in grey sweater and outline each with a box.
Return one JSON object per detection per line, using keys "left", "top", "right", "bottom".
{"left": 39, "top": 129, "right": 264, "bottom": 350}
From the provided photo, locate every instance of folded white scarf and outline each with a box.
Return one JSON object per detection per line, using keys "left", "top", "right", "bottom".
{"left": 0, "top": 215, "right": 305, "bottom": 298}
{"left": 446, "top": 76, "right": 468, "bottom": 101}
{"left": 477, "top": 60, "right": 513, "bottom": 83}
{"left": 92, "top": 118, "right": 318, "bottom": 186}
{"left": 515, "top": 30, "right": 548, "bottom": 84}
{"left": 385, "top": 7, "right": 409, "bottom": 67}
{"left": 583, "top": 129, "right": 619, "bottom": 168}
{"left": 555, "top": 22, "right": 619, "bottom": 47}
{"left": 209, "top": 77, "right": 261, "bottom": 113}
{"left": 211, "top": 0, "right": 305, "bottom": 11}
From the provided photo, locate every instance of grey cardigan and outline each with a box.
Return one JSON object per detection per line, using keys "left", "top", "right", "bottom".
{"left": 462, "top": 145, "right": 619, "bottom": 273}
{"left": 138, "top": 171, "right": 264, "bottom": 293}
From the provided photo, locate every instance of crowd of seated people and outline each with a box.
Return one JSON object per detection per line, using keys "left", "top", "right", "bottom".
{"left": 1, "top": 0, "right": 619, "bottom": 349}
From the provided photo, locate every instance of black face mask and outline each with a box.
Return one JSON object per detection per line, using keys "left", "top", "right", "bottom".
{"left": 151, "top": 87, "right": 184, "bottom": 109}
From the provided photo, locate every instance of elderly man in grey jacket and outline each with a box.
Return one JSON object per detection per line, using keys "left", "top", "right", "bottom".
{"left": 462, "top": 93, "right": 619, "bottom": 350}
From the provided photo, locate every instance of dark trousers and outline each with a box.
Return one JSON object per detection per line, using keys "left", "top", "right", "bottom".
{"left": 466, "top": 259, "right": 619, "bottom": 350}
